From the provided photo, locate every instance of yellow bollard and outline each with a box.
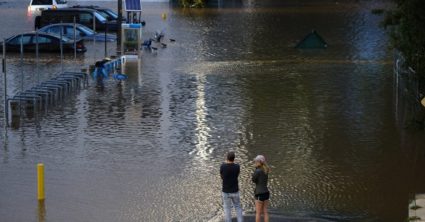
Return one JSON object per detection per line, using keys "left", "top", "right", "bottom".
{"left": 161, "top": 13, "right": 167, "bottom": 20}
{"left": 37, "top": 163, "right": 45, "bottom": 201}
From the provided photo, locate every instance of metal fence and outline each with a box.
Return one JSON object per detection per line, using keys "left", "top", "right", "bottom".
{"left": 393, "top": 51, "right": 425, "bottom": 129}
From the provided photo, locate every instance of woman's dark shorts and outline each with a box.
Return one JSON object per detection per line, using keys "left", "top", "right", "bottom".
{"left": 255, "top": 192, "right": 270, "bottom": 201}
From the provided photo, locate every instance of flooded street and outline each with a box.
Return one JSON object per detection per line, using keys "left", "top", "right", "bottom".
{"left": 1, "top": 0, "right": 425, "bottom": 221}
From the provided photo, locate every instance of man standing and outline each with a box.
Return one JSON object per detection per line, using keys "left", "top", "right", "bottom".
{"left": 220, "top": 151, "right": 243, "bottom": 222}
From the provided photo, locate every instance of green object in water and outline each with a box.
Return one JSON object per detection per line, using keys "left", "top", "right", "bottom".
{"left": 296, "top": 30, "right": 328, "bottom": 49}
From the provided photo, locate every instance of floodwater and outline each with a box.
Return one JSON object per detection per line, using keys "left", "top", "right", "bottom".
{"left": 0, "top": 0, "right": 424, "bottom": 221}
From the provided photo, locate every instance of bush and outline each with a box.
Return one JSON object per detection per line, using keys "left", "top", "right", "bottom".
{"left": 384, "top": 0, "right": 425, "bottom": 80}
{"left": 371, "top": 8, "right": 385, "bottom": 15}
{"left": 179, "top": 0, "right": 205, "bottom": 8}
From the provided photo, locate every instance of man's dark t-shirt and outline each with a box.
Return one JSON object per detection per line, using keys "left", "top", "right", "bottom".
{"left": 220, "top": 163, "right": 240, "bottom": 193}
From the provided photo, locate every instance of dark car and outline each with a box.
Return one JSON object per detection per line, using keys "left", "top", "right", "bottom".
{"left": 39, "top": 23, "right": 116, "bottom": 42}
{"left": 70, "top": 5, "right": 123, "bottom": 22}
{"left": 35, "top": 8, "right": 118, "bottom": 32}
{"left": 0, "top": 32, "right": 86, "bottom": 53}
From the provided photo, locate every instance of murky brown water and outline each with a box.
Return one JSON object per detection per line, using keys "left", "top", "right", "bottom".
{"left": 1, "top": 0, "right": 425, "bottom": 221}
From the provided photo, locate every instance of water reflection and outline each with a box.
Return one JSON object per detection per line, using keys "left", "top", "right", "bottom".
{"left": 190, "top": 74, "right": 211, "bottom": 160}
{"left": 37, "top": 200, "right": 46, "bottom": 222}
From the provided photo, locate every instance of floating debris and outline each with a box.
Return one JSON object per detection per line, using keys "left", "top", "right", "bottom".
{"left": 113, "top": 73, "right": 128, "bottom": 81}
{"left": 295, "top": 30, "right": 327, "bottom": 49}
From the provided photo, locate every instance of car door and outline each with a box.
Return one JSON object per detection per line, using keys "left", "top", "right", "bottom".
{"left": 79, "top": 12, "right": 94, "bottom": 29}
{"left": 6, "top": 36, "right": 22, "bottom": 51}
{"left": 6, "top": 34, "right": 33, "bottom": 52}
{"left": 42, "top": 25, "right": 62, "bottom": 36}
{"left": 65, "top": 25, "right": 86, "bottom": 40}
{"left": 33, "top": 34, "right": 57, "bottom": 52}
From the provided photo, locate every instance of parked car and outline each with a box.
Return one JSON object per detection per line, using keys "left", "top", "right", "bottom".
{"left": 0, "top": 32, "right": 86, "bottom": 53}
{"left": 39, "top": 23, "right": 116, "bottom": 42}
{"left": 70, "top": 5, "right": 123, "bottom": 22}
{"left": 28, "top": 0, "right": 68, "bottom": 16}
{"left": 34, "top": 8, "right": 118, "bottom": 32}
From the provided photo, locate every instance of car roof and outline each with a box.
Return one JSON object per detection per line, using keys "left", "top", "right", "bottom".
{"left": 11, "top": 32, "right": 58, "bottom": 36}
{"left": 71, "top": 5, "right": 109, "bottom": 10}
{"left": 8, "top": 32, "right": 69, "bottom": 40}
{"left": 39, "top": 23, "right": 88, "bottom": 28}
{"left": 43, "top": 8, "right": 98, "bottom": 13}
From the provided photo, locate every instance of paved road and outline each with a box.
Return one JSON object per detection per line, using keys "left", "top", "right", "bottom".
{"left": 228, "top": 214, "right": 333, "bottom": 222}
{"left": 409, "top": 194, "right": 425, "bottom": 222}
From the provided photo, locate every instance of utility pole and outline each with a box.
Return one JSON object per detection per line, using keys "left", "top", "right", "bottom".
{"left": 117, "top": 0, "right": 122, "bottom": 55}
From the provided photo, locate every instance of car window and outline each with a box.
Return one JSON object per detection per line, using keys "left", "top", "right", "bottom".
{"left": 31, "top": 0, "right": 53, "bottom": 5}
{"left": 65, "top": 26, "right": 85, "bottom": 37}
{"left": 79, "top": 13, "right": 93, "bottom": 23}
{"left": 94, "top": 12, "right": 107, "bottom": 23}
{"left": 55, "top": 0, "right": 67, "bottom": 4}
{"left": 104, "top": 9, "right": 118, "bottom": 19}
{"left": 8, "top": 35, "right": 32, "bottom": 45}
{"left": 7, "top": 36, "right": 20, "bottom": 45}
{"left": 98, "top": 11, "right": 111, "bottom": 20}
{"left": 45, "top": 26, "right": 62, "bottom": 35}
{"left": 78, "top": 25, "right": 94, "bottom": 35}
{"left": 33, "top": 35, "right": 53, "bottom": 44}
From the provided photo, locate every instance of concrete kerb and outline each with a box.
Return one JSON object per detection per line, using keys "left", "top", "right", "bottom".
{"left": 211, "top": 214, "right": 335, "bottom": 222}
{"left": 409, "top": 194, "right": 425, "bottom": 222}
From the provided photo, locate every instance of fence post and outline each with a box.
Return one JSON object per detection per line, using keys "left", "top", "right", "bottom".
{"left": 2, "top": 40, "right": 8, "bottom": 131}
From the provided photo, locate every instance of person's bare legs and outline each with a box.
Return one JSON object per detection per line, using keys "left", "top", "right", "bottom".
{"left": 255, "top": 200, "right": 263, "bottom": 222}
{"left": 263, "top": 200, "right": 269, "bottom": 222}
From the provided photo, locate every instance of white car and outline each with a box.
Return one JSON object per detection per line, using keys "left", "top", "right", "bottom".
{"left": 28, "top": 0, "right": 68, "bottom": 16}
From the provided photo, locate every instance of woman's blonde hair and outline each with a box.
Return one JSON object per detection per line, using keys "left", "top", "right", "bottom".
{"left": 254, "top": 155, "right": 270, "bottom": 174}
{"left": 259, "top": 162, "right": 270, "bottom": 174}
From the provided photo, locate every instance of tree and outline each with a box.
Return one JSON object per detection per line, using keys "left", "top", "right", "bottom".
{"left": 179, "top": 0, "right": 205, "bottom": 8}
{"left": 385, "top": 0, "right": 425, "bottom": 80}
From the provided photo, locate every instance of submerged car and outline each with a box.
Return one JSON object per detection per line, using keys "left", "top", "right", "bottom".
{"left": 28, "top": 0, "right": 68, "bottom": 16}
{"left": 34, "top": 8, "right": 118, "bottom": 32}
{"left": 0, "top": 32, "right": 86, "bottom": 53}
{"left": 70, "top": 5, "right": 123, "bottom": 22}
{"left": 39, "top": 23, "right": 116, "bottom": 42}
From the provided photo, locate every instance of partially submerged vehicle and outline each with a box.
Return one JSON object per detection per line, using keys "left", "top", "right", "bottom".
{"left": 39, "top": 23, "right": 116, "bottom": 42}
{"left": 0, "top": 32, "right": 86, "bottom": 53}
{"left": 71, "top": 5, "right": 124, "bottom": 22}
{"left": 34, "top": 8, "right": 118, "bottom": 32}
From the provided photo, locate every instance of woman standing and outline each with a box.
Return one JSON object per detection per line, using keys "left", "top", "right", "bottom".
{"left": 252, "top": 155, "right": 270, "bottom": 222}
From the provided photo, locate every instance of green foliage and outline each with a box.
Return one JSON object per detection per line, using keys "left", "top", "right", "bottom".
{"left": 371, "top": 8, "right": 385, "bottom": 15}
{"left": 179, "top": 0, "right": 205, "bottom": 8}
{"left": 410, "top": 205, "right": 423, "bottom": 210}
{"left": 407, "top": 216, "right": 421, "bottom": 221}
{"left": 385, "top": 0, "right": 425, "bottom": 80}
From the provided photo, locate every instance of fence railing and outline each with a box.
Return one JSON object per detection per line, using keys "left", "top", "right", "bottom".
{"left": 393, "top": 51, "right": 425, "bottom": 129}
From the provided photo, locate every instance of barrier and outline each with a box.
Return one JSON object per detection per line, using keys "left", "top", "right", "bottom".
{"left": 6, "top": 72, "right": 88, "bottom": 126}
